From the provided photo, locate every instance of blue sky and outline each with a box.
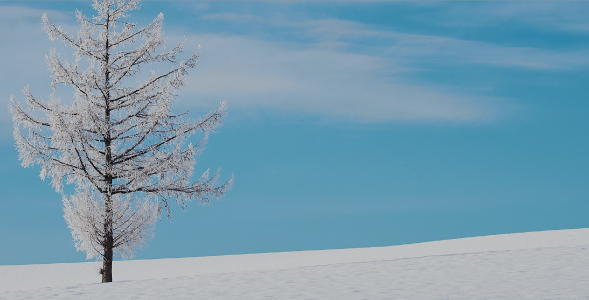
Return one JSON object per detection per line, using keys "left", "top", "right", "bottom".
{"left": 1, "top": 1, "right": 588, "bottom": 265}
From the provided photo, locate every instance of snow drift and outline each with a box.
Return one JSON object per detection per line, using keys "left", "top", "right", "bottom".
{"left": 2, "top": 228, "right": 589, "bottom": 299}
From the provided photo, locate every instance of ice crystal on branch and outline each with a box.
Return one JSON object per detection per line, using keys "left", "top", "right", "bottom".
{"left": 9, "top": 0, "right": 232, "bottom": 282}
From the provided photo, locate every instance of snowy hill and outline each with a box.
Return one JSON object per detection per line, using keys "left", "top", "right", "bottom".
{"left": 2, "top": 228, "right": 589, "bottom": 299}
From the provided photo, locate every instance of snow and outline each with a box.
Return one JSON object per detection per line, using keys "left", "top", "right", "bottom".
{"left": 2, "top": 228, "right": 589, "bottom": 299}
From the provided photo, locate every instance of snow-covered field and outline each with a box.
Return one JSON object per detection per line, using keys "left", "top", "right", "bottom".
{"left": 2, "top": 228, "right": 589, "bottom": 299}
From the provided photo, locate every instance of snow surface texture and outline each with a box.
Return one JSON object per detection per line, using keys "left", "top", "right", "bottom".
{"left": 2, "top": 228, "right": 589, "bottom": 299}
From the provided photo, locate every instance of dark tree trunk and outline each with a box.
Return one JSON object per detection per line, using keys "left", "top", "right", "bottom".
{"left": 101, "top": 233, "right": 113, "bottom": 282}
{"left": 101, "top": 11, "right": 114, "bottom": 284}
{"left": 101, "top": 190, "right": 114, "bottom": 283}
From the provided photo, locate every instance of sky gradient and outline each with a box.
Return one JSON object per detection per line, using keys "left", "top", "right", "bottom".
{"left": 0, "top": 1, "right": 588, "bottom": 265}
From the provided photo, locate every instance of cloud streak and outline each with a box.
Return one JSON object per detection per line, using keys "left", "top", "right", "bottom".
{"left": 180, "top": 34, "right": 504, "bottom": 122}
{"left": 200, "top": 14, "right": 589, "bottom": 70}
{"left": 4, "top": 3, "right": 589, "bottom": 135}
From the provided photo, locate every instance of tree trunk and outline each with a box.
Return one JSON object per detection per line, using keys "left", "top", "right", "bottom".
{"left": 101, "top": 233, "right": 113, "bottom": 282}
{"left": 101, "top": 191, "right": 114, "bottom": 283}
{"left": 101, "top": 10, "right": 113, "bottom": 283}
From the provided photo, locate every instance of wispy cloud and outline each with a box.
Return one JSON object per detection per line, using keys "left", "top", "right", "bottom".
{"left": 179, "top": 34, "right": 506, "bottom": 123}
{"left": 426, "top": 2, "right": 589, "bottom": 33}
{"left": 0, "top": 6, "right": 74, "bottom": 139}
{"left": 4, "top": 3, "right": 588, "bottom": 138}
{"left": 199, "top": 15, "right": 589, "bottom": 70}
{"left": 173, "top": 13, "right": 589, "bottom": 122}
{"left": 201, "top": 13, "right": 266, "bottom": 23}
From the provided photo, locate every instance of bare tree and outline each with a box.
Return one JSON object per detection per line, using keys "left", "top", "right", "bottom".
{"left": 9, "top": 0, "right": 232, "bottom": 283}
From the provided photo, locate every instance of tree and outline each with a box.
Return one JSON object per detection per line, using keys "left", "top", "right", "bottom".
{"left": 9, "top": 0, "right": 232, "bottom": 283}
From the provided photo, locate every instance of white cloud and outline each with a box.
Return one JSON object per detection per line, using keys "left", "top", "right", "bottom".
{"left": 6, "top": 3, "right": 589, "bottom": 138}
{"left": 200, "top": 13, "right": 266, "bottom": 23}
{"left": 180, "top": 34, "right": 504, "bottom": 122}
{"left": 201, "top": 16, "right": 589, "bottom": 70}
{"left": 0, "top": 6, "right": 75, "bottom": 140}
{"left": 433, "top": 2, "right": 589, "bottom": 33}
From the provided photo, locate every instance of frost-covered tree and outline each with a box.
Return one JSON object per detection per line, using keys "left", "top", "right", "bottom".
{"left": 9, "top": 0, "right": 232, "bottom": 283}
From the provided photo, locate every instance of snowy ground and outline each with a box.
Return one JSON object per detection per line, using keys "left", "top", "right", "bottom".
{"left": 2, "top": 229, "right": 589, "bottom": 299}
